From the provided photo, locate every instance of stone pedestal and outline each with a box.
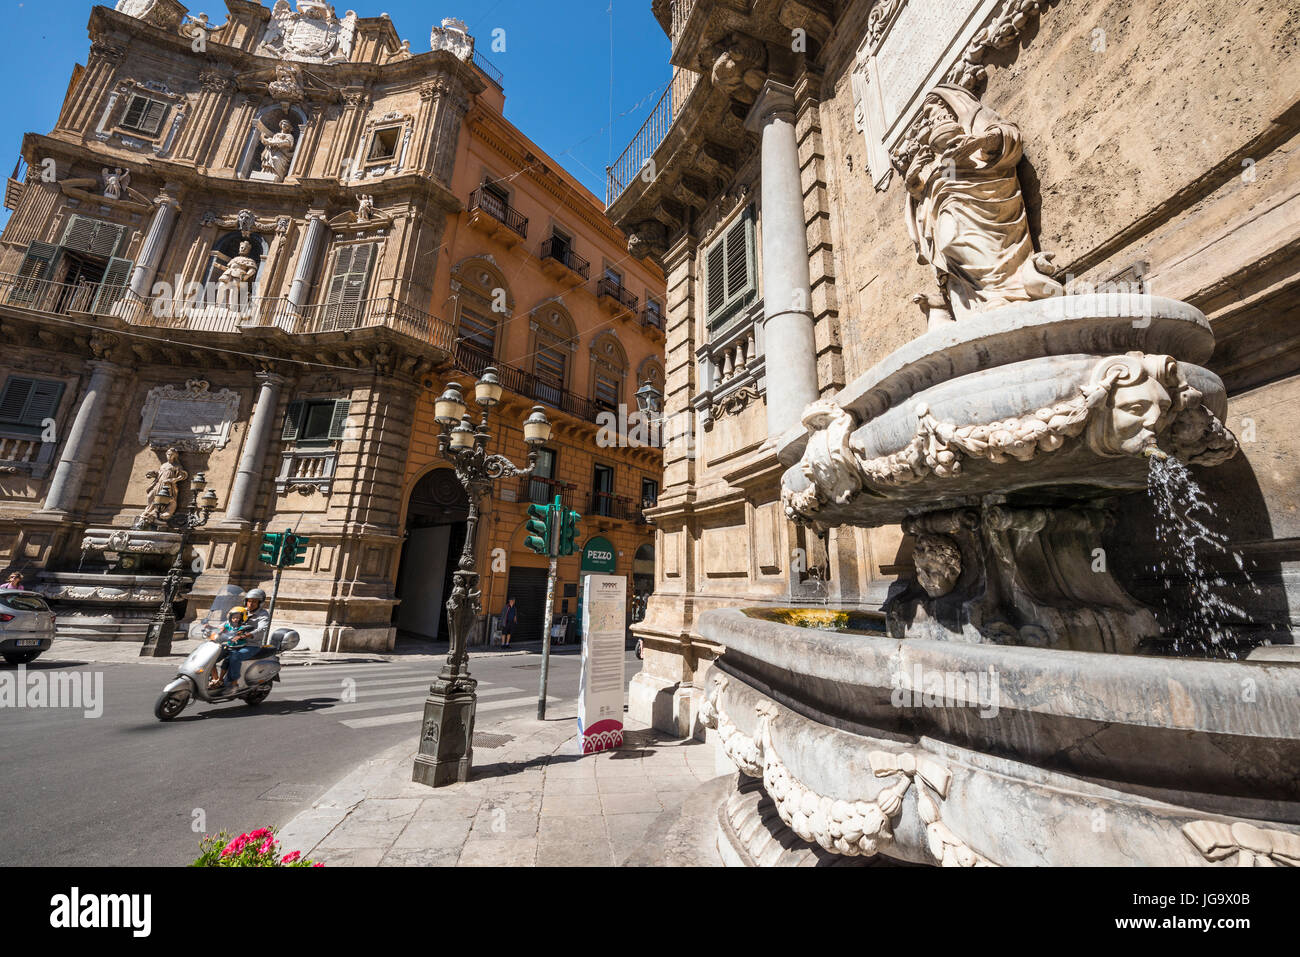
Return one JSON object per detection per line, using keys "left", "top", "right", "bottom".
{"left": 412, "top": 677, "right": 478, "bottom": 787}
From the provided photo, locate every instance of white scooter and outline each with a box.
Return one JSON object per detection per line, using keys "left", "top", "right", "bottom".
{"left": 154, "top": 626, "right": 300, "bottom": 721}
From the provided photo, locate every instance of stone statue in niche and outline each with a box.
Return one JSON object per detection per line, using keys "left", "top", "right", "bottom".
{"left": 136, "top": 447, "right": 188, "bottom": 528}
{"left": 216, "top": 241, "right": 259, "bottom": 309}
{"left": 254, "top": 117, "right": 296, "bottom": 182}
{"left": 356, "top": 194, "right": 375, "bottom": 221}
{"left": 896, "top": 86, "right": 1063, "bottom": 322}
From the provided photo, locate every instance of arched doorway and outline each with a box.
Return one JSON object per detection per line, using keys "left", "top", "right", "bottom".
{"left": 632, "top": 543, "right": 655, "bottom": 625}
{"left": 393, "top": 468, "right": 468, "bottom": 642}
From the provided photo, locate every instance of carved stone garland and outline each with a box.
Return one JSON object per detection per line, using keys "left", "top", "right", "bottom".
{"left": 701, "top": 674, "right": 995, "bottom": 866}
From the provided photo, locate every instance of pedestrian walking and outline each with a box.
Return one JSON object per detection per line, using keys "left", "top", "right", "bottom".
{"left": 5, "top": 571, "right": 24, "bottom": 590}
{"left": 499, "top": 596, "right": 518, "bottom": 647}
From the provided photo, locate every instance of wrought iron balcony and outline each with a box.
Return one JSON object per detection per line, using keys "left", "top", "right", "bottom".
{"left": 596, "top": 276, "right": 639, "bottom": 314}
{"left": 473, "top": 50, "right": 504, "bottom": 89}
{"left": 468, "top": 186, "right": 528, "bottom": 241}
{"left": 0, "top": 272, "right": 454, "bottom": 351}
{"left": 606, "top": 68, "right": 699, "bottom": 207}
{"left": 520, "top": 475, "right": 577, "bottom": 508}
{"left": 453, "top": 341, "right": 604, "bottom": 424}
{"left": 590, "top": 491, "right": 638, "bottom": 522}
{"left": 540, "top": 237, "right": 591, "bottom": 280}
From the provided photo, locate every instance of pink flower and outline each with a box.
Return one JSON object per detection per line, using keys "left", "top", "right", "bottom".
{"left": 259, "top": 838, "right": 275, "bottom": 855}
{"left": 281, "top": 851, "right": 301, "bottom": 864}
{"left": 312, "top": 862, "right": 323, "bottom": 867}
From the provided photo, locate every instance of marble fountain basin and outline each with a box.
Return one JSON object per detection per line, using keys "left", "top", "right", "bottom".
{"left": 779, "top": 294, "right": 1237, "bottom": 528}
{"left": 698, "top": 607, "right": 1300, "bottom": 867}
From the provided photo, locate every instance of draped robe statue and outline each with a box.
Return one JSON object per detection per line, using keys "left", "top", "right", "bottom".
{"left": 901, "top": 85, "right": 1062, "bottom": 321}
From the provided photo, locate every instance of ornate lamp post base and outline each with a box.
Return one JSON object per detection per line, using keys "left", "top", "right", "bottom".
{"left": 139, "top": 608, "right": 176, "bottom": 658}
{"left": 413, "top": 674, "right": 479, "bottom": 787}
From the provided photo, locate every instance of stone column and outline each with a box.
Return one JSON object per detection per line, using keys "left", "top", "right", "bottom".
{"left": 224, "top": 372, "right": 286, "bottom": 526}
{"left": 746, "top": 80, "right": 820, "bottom": 438}
{"left": 129, "top": 191, "right": 181, "bottom": 299}
{"left": 41, "top": 359, "right": 121, "bottom": 515}
{"left": 287, "top": 212, "right": 329, "bottom": 310}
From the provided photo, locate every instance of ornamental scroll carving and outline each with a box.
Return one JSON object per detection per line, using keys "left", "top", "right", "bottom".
{"left": 1183, "top": 820, "right": 1300, "bottom": 867}
{"left": 701, "top": 675, "right": 995, "bottom": 866}
{"left": 782, "top": 353, "right": 1240, "bottom": 524}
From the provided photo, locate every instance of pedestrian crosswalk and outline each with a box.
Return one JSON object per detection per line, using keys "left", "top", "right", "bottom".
{"left": 271, "top": 660, "right": 563, "bottom": 731}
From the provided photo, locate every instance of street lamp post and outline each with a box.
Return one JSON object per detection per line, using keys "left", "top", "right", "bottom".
{"left": 412, "top": 369, "right": 552, "bottom": 788}
{"left": 139, "top": 474, "right": 220, "bottom": 658}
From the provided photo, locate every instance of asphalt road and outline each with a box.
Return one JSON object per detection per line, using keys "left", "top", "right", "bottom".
{"left": 0, "top": 642, "right": 640, "bottom": 866}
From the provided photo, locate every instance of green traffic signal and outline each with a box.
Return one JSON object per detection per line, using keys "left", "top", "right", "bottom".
{"left": 559, "top": 509, "right": 581, "bottom": 557}
{"left": 287, "top": 531, "right": 310, "bottom": 567}
{"left": 258, "top": 532, "right": 283, "bottom": 566}
{"left": 524, "top": 503, "right": 552, "bottom": 556}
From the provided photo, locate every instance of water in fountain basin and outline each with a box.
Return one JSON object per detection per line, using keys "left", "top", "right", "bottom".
{"left": 1146, "top": 455, "right": 1259, "bottom": 656}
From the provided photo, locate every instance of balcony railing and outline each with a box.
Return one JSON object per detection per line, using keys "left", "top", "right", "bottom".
{"left": 453, "top": 340, "right": 606, "bottom": 425}
{"left": 540, "top": 237, "right": 591, "bottom": 279}
{"left": 0, "top": 272, "right": 454, "bottom": 351}
{"left": 473, "top": 49, "right": 504, "bottom": 89}
{"left": 468, "top": 186, "right": 528, "bottom": 239}
{"left": 520, "top": 475, "right": 576, "bottom": 508}
{"left": 670, "top": 0, "right": 696, "bottom": 45}
{"left": 606, "top": 68, "right": 699, "bottom": 207}
{"left": 591, "top": 491, "right": 639, "bottom": 522}
{"left": 641, "top": 307, "right": 665, "bottom": 332}
{"left": 596, "top": 277, "right": 639, "bottom": 312}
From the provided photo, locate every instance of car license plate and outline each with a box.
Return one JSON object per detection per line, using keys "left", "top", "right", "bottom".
{"left": 15, "top": 639, "right": 42, "bottom": 647}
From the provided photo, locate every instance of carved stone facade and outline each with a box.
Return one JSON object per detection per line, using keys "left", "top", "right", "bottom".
{"left": 607, "top": 0, "right": 1300, "bottom": 824}
{"left": 0, "top": 4, "right": 663, "bottom": 652}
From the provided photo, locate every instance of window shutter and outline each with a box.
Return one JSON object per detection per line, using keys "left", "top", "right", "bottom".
{"left": 321, "top": 244, "right": 376, "bottom": 331}
{"left": 92, "top": 257, "right": 135, "bottom": 314}
{"left": 63, "top": 215, "right": 127, "bottom": 258}
{"left": 122, "top": 96, "right": 147, "bottom": 130}
{"left": 142, "top": 99, "right": 168, "bottom": 136}
{"left": 705, "top": 209, "right": 756, "bottom": 328}
{"left": 23, "top": 380, "right": 63, "bottom": 425}
{"left": 0, "top": 378, "right": 33, "bottom": 421}
{"left": 9, "top": 242, "right": 59, "bottom": 305}
{"left": 281, "top": 400, "right": 305, "bottom": 441}
{"left": 328, "top": 399, "right": 351, "bottom": 440}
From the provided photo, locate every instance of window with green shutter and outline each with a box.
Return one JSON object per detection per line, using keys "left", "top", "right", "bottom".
{"left": 61, "top": 215, "right": 128, "bottom": 259}
{"left": 8, "top": 241, "right": 60, "bottom": 305}
{"left": 704, "top": 207, "right": 757, "bottom": 330}
{"left": 92, "top": 256, "right": 135, "bottom": 314}
{"left": 119, "top": 95, "right": 169, "bottom": 137}
{"left": 0, "top": 377, "right": 64, "bottom": 436}
{"left": 320, "top": 243, "right": 376, "bottom": 331}
{"left": 283, "top": 397, "right": 350, "bottom": 447}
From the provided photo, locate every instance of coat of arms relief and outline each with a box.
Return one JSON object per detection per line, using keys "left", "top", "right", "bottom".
{"left": 258, "top": 1, "right": 358, "bottom": 64}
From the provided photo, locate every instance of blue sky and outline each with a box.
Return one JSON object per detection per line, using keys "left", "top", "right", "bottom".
{"left": 0, "top": 1, "right": 671, "bottom": 204}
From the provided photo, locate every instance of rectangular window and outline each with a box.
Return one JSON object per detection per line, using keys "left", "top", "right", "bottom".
{"left": 704, "top": 207, "right": 757, "bottom": 329}
{"left": 367, "top": 126, "right": 401, "bottom": 163}
{"left": 0, "top": 376, "right": 64, "bottom": 436}
{"left": 592, "top": 464, "right": 614, "bottom": 516}
{"left": 119, "top": 95, "right": 169, "bottom": 137}
{"left": 594, "top": 371, "right": 620, "bottom": 410}
{"left": 61, "top": 215, "right": 128, "bottom": 259}
{"left": 458, "top": 305, "right": 497, "bottom": 356}
{"left": 319, "top": 243, "right": 376, "bottom": 331}
{"left": 282, "top": 398, "right": 351, "bottom": 446}
{"left": 528, "top": 447, "right": 557, "bottom": 505}
{"left": 480, "top": 181, "right": 509, "bottom": 220}
{"left": 641, "top": 477, "right": 659, "bottom": 508}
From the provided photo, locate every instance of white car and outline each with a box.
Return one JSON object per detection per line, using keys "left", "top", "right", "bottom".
{"left": 0, "top": 589, "right": 55, "bottom": 665}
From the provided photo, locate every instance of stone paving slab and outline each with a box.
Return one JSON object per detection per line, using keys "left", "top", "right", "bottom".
{"left": 277, "top": 712, "right": 726, "bottom": 867}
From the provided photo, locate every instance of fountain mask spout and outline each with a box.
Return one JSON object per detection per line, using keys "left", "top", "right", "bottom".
{"left": 1143, "top": 445, "right": 1169, "bottom": 461}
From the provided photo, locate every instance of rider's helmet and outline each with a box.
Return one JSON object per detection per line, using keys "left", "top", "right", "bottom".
{"left": 244, "top": 588, "right": 267, "bottom": 604}
{"left": 227, "top": 606, "right": 248, "bottom": 624}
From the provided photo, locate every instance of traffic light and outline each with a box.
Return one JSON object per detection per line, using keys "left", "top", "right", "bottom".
{"left": 258, "top": 532, "right": 283, "bottom": 566}
{"left": 285, "top": 531, "right": 310, "bottom": 567}
{"left": 524, "top": 503, "right": 553, "bottom": 556}
{"left": 559, "top": 509, "right": 581, "bottom": 557}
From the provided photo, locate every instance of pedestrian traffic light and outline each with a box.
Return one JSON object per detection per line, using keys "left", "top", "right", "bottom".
{"left": 258, "top": 532, "right": 283, "bottom": 566}
{"left": 559, "top": 509, "right": 581, "bottom": 557}
{"left": 286, "top": 531, "right": 310, "bottom": 567}
{"left": 524, "top": 503, "right": 553, "bottom": 556}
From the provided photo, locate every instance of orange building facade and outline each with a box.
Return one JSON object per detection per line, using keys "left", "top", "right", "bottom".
{"left": 394, "top": 68, "right": 666, "bottom": 645}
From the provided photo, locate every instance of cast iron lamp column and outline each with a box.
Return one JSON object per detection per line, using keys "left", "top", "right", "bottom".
{"left": 139, "top": 475, "right": 220, "bottom": 658}
{"left": 413, "top": 369, "right": 552, "bottom": 787}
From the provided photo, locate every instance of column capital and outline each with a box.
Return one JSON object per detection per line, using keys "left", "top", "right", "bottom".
{"left": 254, "top": 369, "right": 289, "bottom": 388}
{"left": 744, "top": 80, "right": 798, "bottom": 133}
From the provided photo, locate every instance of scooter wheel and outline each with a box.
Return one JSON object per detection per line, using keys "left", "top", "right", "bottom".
{"left": 155, "top": 689, "right": 190, "bottom": 721}
{"left": 244, "top": 684, "right": 272, "bottom": 706}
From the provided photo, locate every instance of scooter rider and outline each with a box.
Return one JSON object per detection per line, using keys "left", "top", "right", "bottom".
{"left": 242, "top": 588, "right": 272, "bottom": 645}
{"left": 211, "top": 606, "right": 259, "bottom": 692}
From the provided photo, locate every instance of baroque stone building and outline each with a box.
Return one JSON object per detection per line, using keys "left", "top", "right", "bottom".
{"left": 0, "top": 1, "right": 663, "bottom": 650}
{"left": 609, "top": 0, "right": 1300, "bottom": 744}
